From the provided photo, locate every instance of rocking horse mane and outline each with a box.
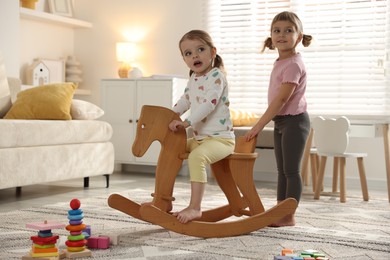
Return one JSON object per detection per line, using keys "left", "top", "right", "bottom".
{"left": 132, "top": 105, "right": 187, "bottom": 157}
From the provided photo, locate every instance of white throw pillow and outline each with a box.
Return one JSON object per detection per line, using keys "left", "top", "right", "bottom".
{"left": 0, "top": 52, "right": 11, "bottom": 118}
{"left": 71, "top": 99, "right": 104, "bottom": 120}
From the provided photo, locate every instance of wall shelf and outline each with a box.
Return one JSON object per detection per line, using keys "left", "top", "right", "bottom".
{"left": 20, "top": 7, "right": 92, "bottom": 28}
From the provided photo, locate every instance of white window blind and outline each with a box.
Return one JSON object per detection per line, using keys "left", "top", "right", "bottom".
{"left": 203, "top": 0, "right": 390, "bottom": 118}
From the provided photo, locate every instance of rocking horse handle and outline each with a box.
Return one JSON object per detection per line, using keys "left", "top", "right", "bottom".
{"left": 234, "top": 136, "right": 257, "bottom": 153}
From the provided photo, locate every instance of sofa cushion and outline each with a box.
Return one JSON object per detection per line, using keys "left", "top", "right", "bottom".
{"left": 233, "top": 126, "right": 274, "bottom": 148}
{"left": 0, "top": 53, "right": 11, "bottom": 118}
{"left": 230, "top": 108, "right": 259, "bottom": 126}
{"left": 4, "top": 82, "right": 76, "bottom": 120}
{"left": 71, "top": 99, "right": 104, "bottom": 120}
{"left": 0, "top": 119, "right": 113, "bottom": 148}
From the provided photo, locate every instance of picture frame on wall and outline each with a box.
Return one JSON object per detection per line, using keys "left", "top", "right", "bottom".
{"left": 48, "top": 0, "right": 73, "bottom": 17}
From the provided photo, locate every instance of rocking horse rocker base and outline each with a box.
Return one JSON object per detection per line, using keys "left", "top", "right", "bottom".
{"left": 108, "top": 105, "right": 298, "bottom": 238}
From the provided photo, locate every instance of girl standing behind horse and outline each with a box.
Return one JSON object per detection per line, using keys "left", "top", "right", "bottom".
{"left": 245, "top": 11, "right": 312, "bottom": 227}
{"left": 168, "top": 30, "right": 235, "bottom": 224}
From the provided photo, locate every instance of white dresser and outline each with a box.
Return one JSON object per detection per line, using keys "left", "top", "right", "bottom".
{"left": 100, "top": 77, "right": 187, "bottom": 165}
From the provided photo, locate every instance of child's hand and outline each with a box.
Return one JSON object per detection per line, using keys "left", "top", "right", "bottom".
{"left": 169, "top": 120, "right": 184, "bottom": 132}
{"left": 244, "top": 126, "right": 260, "bottom": 141}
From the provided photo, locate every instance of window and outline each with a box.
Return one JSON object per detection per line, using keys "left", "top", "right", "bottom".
{"left": 203, "top": 0, "right": 390, "bottom": 119}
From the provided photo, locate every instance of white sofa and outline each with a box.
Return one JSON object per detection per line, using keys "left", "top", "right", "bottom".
{"left": 0, "top": 73, "right": 114, "bottom": 191}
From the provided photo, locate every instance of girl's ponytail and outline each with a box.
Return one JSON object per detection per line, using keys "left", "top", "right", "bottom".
{"left": 261, "top": 37, "right": 274, "bottom": 52}
{"left": 213, "top": 54, "right": 225, "bottom": 74}
{"left": 302, "top": 34, "right": 313, "bottom": 47}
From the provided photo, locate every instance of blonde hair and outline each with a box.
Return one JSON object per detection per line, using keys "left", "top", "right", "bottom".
{"left": 179, "top": 30, "right": 225, "bottom": 76}
{"left": 262, "top": 11, "right": 312, "bottom": 52}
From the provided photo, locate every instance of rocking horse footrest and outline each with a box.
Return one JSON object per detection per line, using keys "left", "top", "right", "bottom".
{"left": 151, "top": 193, "right": 175, "bottom": 201}
{"left": 179, "top": 152, "right": 258, "bottom": 160}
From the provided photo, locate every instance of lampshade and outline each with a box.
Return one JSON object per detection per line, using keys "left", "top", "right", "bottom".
{"left": 116, "top": 42, "right": 136, "bottom": 78}
{"left": 116, "top": 42, "right": 136, "bottom": 62}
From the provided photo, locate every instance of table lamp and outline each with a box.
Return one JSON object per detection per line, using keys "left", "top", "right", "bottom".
{"left": 116, "top": 42, "right": 136, "bottom": 78}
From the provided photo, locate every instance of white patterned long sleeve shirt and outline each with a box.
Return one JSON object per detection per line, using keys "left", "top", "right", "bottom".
{"left": 172, "top": 68, "right": 235, "bottom": 140}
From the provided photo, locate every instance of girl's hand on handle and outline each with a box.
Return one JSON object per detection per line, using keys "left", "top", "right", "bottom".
{"left": 169, "top": 120, "right": 189, "bottom": 132}
{"left": 244, "top": 125, "right": 262, "bottom": 142}
{"left": 244, "top": 129, "right": 257, "bottom": 142}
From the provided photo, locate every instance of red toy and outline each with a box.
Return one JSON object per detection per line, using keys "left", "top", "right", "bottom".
{"left": 70, "top": 198, "right": 81, "bottom": 210}
{"left": 87, "top": 236, "right": 110, "bottom": 249}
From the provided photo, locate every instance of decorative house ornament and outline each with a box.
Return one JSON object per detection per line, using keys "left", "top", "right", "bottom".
{"left": 26, "top": 61, "right": 50, "bottom": 86}
{"left": 26, "top": 58, "right": 65, "bottom": 86}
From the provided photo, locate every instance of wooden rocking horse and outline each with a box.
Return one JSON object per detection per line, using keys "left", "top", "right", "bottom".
{"left": 108, "top": 105, "right": 298, "bottom": 238}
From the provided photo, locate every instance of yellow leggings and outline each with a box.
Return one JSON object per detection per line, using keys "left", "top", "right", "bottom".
{"left": 186, "top": 137, "right": 235, "bottom": 183}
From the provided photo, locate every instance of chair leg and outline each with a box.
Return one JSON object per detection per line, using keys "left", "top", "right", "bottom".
{"left": 332, "top": 157, "right": 339, "bottom": 193}
{"left": 309, "top": 153, "right": 317, "bottom": 192}
{"left": 314, "top": 156, "right": 327, "bottom": 200}
{"left": 357, "top": 157, "right": 369, "bottom": 201}
{"left": 382, "top": 124, "right": 390, "bottom": 202}
{"left": 339, "top": 157, "right": 346, "bottom": 203}
{"left": 316, "top": 155, "right": 323, "bottom": 191}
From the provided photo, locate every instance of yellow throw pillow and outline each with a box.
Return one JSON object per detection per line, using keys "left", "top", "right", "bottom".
{"left": 4, "top": 83, "right": 77, "bottom": 120}
{"left": 230, "top": 108, "right": 259, "bottom": 127}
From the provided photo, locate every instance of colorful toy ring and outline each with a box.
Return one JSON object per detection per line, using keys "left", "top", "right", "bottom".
{"left": 67, "top": 246, "right": 85, "bottom": 252}
{"left": 66, "top": 224, "right": 86, "bottom": 232}
{"left": 68, "top": 209, "right": 83, "bottom": 215}
{"left": 68, "top": 234, "right": 85, "bottom": 241}
{"left": 67, "top": 213, "right": 84, "bottom": 220}
{"left": 65, "top": 239, "right": 87, "bottom": 247}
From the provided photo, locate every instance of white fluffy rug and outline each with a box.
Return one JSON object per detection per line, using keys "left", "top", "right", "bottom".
{"left": 1, "top": 183, "right": 389, "bottom": 259}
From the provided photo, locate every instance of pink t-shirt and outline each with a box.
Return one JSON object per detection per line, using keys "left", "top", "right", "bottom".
{"left": 268, "top": 53, "right": 307, "bottom": 116}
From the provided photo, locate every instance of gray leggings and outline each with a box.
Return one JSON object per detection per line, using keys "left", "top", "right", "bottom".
{"left": 273, "top": 112, "right": 310, "bottom": 203}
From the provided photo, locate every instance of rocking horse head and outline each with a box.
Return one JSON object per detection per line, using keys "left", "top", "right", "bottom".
{"left": 132, "top": 105, "right": 187, "bottom": 157}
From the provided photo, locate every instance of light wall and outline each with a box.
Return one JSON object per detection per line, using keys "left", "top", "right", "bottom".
{"left": 73, "top": 0, "right": 202, "bottom": 105}
{"left": 0, "top": 0, "right": 19, "bottom": 77}
{"left": 0, "top": 0, "right": 388, "bottom": 190}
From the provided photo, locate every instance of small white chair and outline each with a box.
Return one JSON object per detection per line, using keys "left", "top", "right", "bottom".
{"left": 312, "top": 116, "right": 369, "bottom": 202}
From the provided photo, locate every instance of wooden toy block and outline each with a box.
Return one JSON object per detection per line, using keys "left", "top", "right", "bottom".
{"left": 301, "top": 249, "right": 318, "bottom": 256}
{"left": 65, "top": 248, "right": 92, "bottom": 259}
{"left": 22, "top": 255, "right": 58, "bottom": 260}
{"left": 83, "top": 225, "right": 91, "bottom": 239}
{"left": 26, "top": 221, "right": 65, "bottom": 230}
{"left": 101, "top": 233, "right": 119, "bottom": 245}
{"left": 22, "top": 248, "right": 66, "bottom": 260}
{"left": 313, "top": 253, "right": 326, "bottom": 258}
{"left": 274, "top": 256, "right": 292, "bottom": 260}
{"left": 87, "top": 236, "right": 110, "bottom": 249}
{"left": 282, "top": 249, "right": 294, "bottom": 256}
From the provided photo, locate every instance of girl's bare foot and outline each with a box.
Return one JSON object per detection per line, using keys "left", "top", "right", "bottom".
{"left": 172, "top": 207, "right": 202, "bottom": 223}
{"left": 268, "top": 214, "right": 296, "bottom": 227}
